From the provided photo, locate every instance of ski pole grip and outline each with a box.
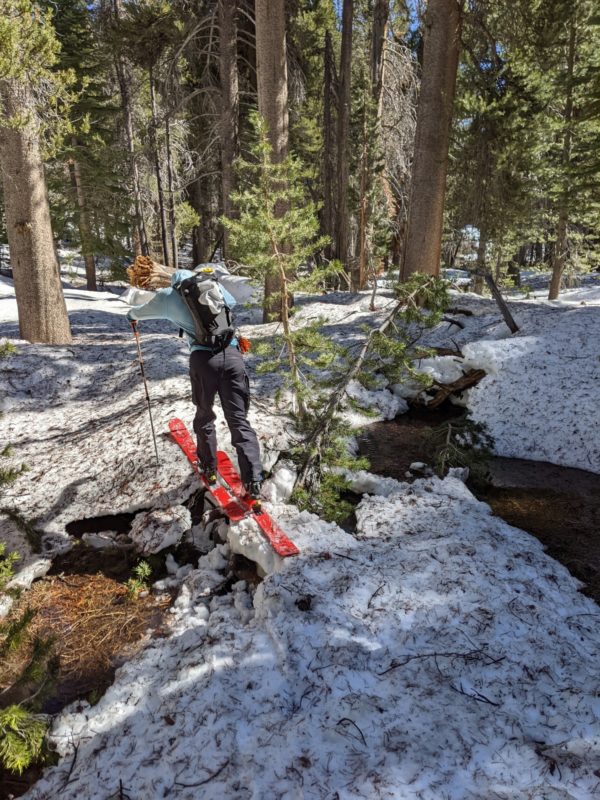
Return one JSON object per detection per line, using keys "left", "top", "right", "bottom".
{"left": 130, "top": 318, "right": 138, "bottom": 331}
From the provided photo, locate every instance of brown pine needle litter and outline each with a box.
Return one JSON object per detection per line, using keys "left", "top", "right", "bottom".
{"left": 0, "top": 574, "right": 171, "bottom": 705}
{"left": 126, "top": 255, "right": 175, "bottom": 290}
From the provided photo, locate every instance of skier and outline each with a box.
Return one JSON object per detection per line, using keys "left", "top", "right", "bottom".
{"left": 126, "top": 266, "right": 264, "bottom": 500}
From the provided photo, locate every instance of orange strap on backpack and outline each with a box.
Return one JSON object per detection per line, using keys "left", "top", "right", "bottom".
{"left": 238, "top": 335, "right": 251, "bottom": 353}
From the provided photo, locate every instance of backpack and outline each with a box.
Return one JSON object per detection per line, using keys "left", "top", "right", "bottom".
{"left": 173, "top": 270, "right": 235, "bottom": 352}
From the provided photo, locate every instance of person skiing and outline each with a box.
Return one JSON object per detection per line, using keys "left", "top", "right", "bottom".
{"left": 126, "top": 265, "right": 264, "bottom": 500}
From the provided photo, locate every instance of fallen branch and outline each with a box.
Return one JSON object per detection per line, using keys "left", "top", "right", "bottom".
{"left": 427, "top": 368, "right": 486, "bottom": 409}
{"left": 127, "top": 255, "right": 174, "bottom": 290}
{"left": 174, "top": 759, "right": 230, "bottom": 787}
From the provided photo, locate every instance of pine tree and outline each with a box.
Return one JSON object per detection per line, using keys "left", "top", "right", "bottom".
{"left": 45, "top": 0, "right": 131, "bottom": 287}
{"left": 402, "top": 0, "right": 462, "bottom": 280}
{"left": 223, "top": 111, "right": 331, "bottom": 419}
{"left": 0, "top": 0, "right": 73, "bottom": 344}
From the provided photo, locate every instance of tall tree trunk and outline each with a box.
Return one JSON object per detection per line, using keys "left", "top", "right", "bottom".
{"left": 187, "top": 176, "right": 211, "bottom": 264}
{"left": 322, "top": 30, "right": 336, "bottom": 262}
{"left": 335, "top": 0, "right": 353, "bottom": 274}
{"left": 549, "top": 12, "right": 576, "bottom": 301}
{"left": 69, "top": 145, "right": 97, "bottom": 291}
{"left": 401, "top": 0, "right": 461, "bottom": 279}
{"left": 219, "top": 0, "right": 239, "bottom": 259}
{"left": 165, "top": 115, "right": 178, "bottom": 269}
{"left": 371, "top": 0, "right": 388, "bottom": 103}
{"left": 473, "top": 228, "right": 487, "bottom": 294}
{"left": 356, "top": 0, "right": 389, "bottom": 291}
{"left": 149, "top": 65, "right": 170, "bottom": 266}
{"left": 356, "top": 87, "right": 369, "bottom": 290}
{"left": 111, "top": 0, "right": 148, "bottom": 257}
{"left": 0, "top": 81, "right": 71, "bottom": 344}
{"left": 255, "top": 0, "right": 290, "bottom": 321}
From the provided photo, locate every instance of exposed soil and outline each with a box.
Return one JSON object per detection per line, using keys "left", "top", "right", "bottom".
{"left": 0, "top": 573, "right": 170, "bottom": 800}
{"left": 1, "top": 487, "right": 258, "bottom": 799}
{"left": 358, "top": 407, "right": 600, "bottom": 606}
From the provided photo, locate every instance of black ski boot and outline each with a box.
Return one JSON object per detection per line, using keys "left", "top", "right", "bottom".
{"left": 244, "top": 480, "right": 263, "bottom": 511}
{"left": 196, "top": 461, "right": 217, "bottom": 486}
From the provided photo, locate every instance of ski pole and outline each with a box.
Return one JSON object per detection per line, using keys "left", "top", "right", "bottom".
{"left": 130, "top": 320, "right": 160, "bottom": 467}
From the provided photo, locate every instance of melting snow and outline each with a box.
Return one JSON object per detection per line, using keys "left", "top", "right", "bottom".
{"left": 0, "top": 270, "right": 599, "bottom": 798}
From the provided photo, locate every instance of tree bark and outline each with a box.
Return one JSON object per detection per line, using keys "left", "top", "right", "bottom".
{"left": 0, "top": 81, "right": 71, "bottom": 344}
{"left": 335, "top": 0, "right": 353, "bottom": 274}
{"left": 69, "top": 145, "right": 97, "bottom": 291}
{"left": 473, "top": 227, "right": 486, "bottom": 295}
{"left": 165, "top": 115, "right": 178, "bottom": 270}
{"left": 355, "top": 0, "right": 389, "bottom": 291}
{"left": 187, "top": 176, "right": 211, "bottom": 264}
{"left": 356, "top": 90, "right": 369, "bottom": 290}
{"left": 111, "top": 0, "right": 148, "bottom": 257}
{"left": 255, "top": 0, "right": 290, "bottom": 321}
{"left": 219, "top": 0, "right": 239, "bottom": 259}
{"left": 371, "top": 0, "right": 388, "bottom": 108}
{"left": 322, "top": 30, "right": 336, "bottom": 262}
{"left": 401, "top": 0, "right": 461, "bottom": 279}
{"left": 549, "top": 11, "right": 576, "bottom": 301}
{"left": 149, "top": 65, "right": 170, "bottom": 266}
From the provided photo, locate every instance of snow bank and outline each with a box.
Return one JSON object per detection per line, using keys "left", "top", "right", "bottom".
{"left": 24, "top": 475, "right": 600, "bottom": 800}
{"left": 460, "top": 304, "right": 600, "bottom": 472}
{"left": 346, "top": 378, "right": 408, "bottom": 419}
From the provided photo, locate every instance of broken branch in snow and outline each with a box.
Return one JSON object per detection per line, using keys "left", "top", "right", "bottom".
{"left": 467, "top": 270, "right": 519, "bottom": 333}
{"left": 378, "top": 648, "right": 503, "bottom": 676}
{"left": 335, "top": 717, "right": 367, "bottom": 747}
{"left": 427, "top": 368, "right": 486, "bottom": 408}
{"left": 448, "top": 681, "right": 500, "bottom": 707}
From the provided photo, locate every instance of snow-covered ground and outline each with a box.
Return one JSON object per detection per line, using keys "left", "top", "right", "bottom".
{"left": 1, "top": 269, "right": 600, "bottom": 799}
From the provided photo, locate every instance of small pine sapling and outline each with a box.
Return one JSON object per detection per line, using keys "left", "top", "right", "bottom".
{"left": 126, "top": 560, "right": 152, "bottom": 599}
{"left": 0, "top": 543, "right": 20, "bottom": 591}
{"left": 223, "top": 111, "right": 336, "bottom": 420}
{"left": 0, "top": 551, "right": 54, "bottom": 775}
{"left": 296, "top": 275, "right": 450, "bottom": 494}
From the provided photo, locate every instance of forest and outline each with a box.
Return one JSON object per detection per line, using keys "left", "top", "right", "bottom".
{"left": 2, "top": 0, "right": 599, "bottom": 344}
{"left": 1, "top": 1, "right": 600, "bottom": 799}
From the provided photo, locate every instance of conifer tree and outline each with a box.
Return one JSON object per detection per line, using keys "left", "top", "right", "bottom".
{"left": 223, "top": 112, "right": 331, "bottom": 419}
{"left": 45, "top": 0, "right": 131, "bottom": 287}
{"left": 402, "top": 0, "right": 462, "bottom": 280}
{"left": 0, "top": 0, "right": 72, "bottom": 344}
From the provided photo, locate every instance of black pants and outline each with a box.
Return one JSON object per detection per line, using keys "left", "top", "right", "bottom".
{"left": 189, "top": 347, "right": 263, "bottom": 484}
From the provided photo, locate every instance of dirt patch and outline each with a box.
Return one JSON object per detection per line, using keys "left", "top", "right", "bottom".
{"left": 1, "top": 574, "right": 170, "bottom": 711}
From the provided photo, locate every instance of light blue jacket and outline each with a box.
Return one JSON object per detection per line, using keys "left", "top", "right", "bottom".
{"left": 126, "top": 269, "right": 238, "bottom": 352}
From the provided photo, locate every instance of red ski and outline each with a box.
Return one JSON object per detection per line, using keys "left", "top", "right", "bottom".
{"left": 216, "top": 450, "right": 300, "bottom": 558}
{"left": 169, "top": 418, "right": 246, "bottom": 522}
{"left": 169, "top": 419, "right": 300, "bottom": 558}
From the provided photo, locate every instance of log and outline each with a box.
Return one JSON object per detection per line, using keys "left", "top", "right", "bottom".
{"left": 427, "top": 368, "right": 486, "bottom": 408}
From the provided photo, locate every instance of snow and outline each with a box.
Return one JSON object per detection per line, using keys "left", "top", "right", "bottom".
{"left": 346, "top": 377, "right": 408, "bottom": 419}
{"left": 129, "top": 505, "right": 192, "bottom": 555}
{"left": 0, "top": 270, "right": 599, "bottom": 798}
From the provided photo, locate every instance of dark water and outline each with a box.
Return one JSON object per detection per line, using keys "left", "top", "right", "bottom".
{"left": 358, "top": 410, "right": 600, "bottom": 605}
